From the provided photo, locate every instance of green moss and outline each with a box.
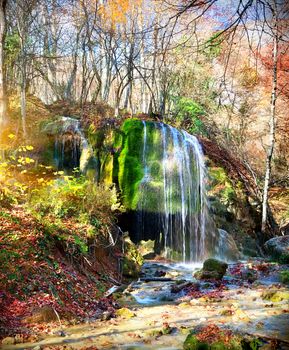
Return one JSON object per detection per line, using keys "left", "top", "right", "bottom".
{"left": 203, "top": 258, "right": 228, "bottom": 273}
{"left": 122, "top": 235, "right": 144, "bottom": 278}
{"left": 195, "top": 259, "right": 228, "bottom": 280}
{"left": 118, "top": 119, "right": 144, "bottom": 209}
{"left": 209, "top": 167, "right": 236, "bottom": 204}
{"left": 102, "top": 154, "right": 113, "bottom": 184}
{"left": 280, "top": 271, "right": 289, "bottom": 284}
{"left": 88, "top": 125, "right": 106, "bottom": 148}
{"left": 183, "top": 334, "right": 209, "bottom": 350}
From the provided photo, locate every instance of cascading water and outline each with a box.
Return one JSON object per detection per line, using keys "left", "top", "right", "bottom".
{"left": 43, "top": 117, "right": 225, "bottom": 262}
{"left": 52, "top": 117, "right": 93, "bottom": 172}
{"left": 136, "top": 121, "right": 216, "bottom": 262}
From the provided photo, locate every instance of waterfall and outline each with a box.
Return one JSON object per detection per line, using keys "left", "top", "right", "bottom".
{"left": 137, "top": 121, "right": 216, "bottom": 262}
{"left": 52, "top": 117, "right": 94, "bottom": 172}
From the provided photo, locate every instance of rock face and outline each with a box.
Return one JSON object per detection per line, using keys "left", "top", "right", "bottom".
{"left": 217, "top": 229, "right": 240, "bottom": 261}
{"left": 264, "top": 235, "right": 289, "bottom": 263}
{"left": 195, "top": 258, "right": 228, "bottom": 280}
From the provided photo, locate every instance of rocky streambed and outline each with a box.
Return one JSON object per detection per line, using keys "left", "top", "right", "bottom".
{"left": 2, "top": 260, "right": 289, "bottom": 350}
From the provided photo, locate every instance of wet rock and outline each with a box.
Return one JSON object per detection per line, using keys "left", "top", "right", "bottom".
{"left": 264, "top": 235, "right": 289, "bottom": 263}
{"left": 171, "top": 282, "right": 199, "bottom": 294}
{"left": 115, "top": 307, "right": 135, "bottom": 319}
{"left": 2, "top": 337, "right": 15, "bottom": 345}
{"left": 101, "top": 310, "right": 113, "bottom": 321}
{"left": 138, "top": 239, "right": 155, "bottom": 256}
{"left": 242, "top": 236, "right": 259, "bottom": 257}
{"left": 194, "top": 258, "right": 228, "bottom": 280}
{"left": 218, "top": 229, "right": 240, "bottom": 261}
{"left": 154, "top": 270, "right": 166, "bottom": 277}
{"left": 143, "top": 252, "right": 156, "bottom": 259}
{"left": 240, "top": 268, "right": 258, "bottom": 283}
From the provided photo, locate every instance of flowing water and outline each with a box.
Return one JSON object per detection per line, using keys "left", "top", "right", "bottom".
{"left": 53, "top": 117, "right": 93, "bottom": 172}
{"left": 47, "top": 118, "right": 231, "bottom": 262}
{"left": 3, "top": 260, "right": 289, "bottom": 350}
{"left": 136, "top": 122, "right": 216, "bottom": 262}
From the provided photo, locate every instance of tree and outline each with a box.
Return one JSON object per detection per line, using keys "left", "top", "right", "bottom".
{"left": 0, "top": 0, "right": 7, "bottom": 127}
{"left": 259, "top": 1, "right": 289, "bottom": 234}
{"left": 172, "top": 0, "right": 289, "bottom": 235}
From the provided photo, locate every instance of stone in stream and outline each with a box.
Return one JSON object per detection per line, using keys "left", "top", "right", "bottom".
{"left": 154, "top": 270, "right": 166, "bottom": 277}
{"left": 194, "top": 258, "right": 228, "bottom": 280}
{"left": 240, "top": 267, "right": 258, "bottom": 283}
{"left": 264, "top": 235, "right": 289, "bottom": 263}
{"left": 171, "top": 282, "right": 200, "bottom": 294}
{"left": 115, "top": 307, "right": 135, "bottom": 319}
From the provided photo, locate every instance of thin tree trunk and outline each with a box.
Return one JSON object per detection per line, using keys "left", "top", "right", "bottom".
{"left": 261, "top": 3, "right": 278, "bottom": 234}
{"left": 0, "top": 0, "right": 7, "bottom": 127}
{"left": 20, "top": 73, "right": 27, "bottom": 137}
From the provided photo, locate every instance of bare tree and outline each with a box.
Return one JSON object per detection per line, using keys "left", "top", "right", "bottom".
{"left": 0, "top": 0, "right": 7, "bottom": 127}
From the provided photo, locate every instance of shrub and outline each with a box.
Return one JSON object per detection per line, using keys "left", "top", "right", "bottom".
{"left": 29, "top": 173, "right": 122, "bottom": 239}
{"left": 172, "top": 97, "right": 206, "bottom": 135}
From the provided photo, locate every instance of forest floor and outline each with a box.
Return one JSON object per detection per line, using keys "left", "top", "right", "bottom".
{"left": 1, "top": 256, "right": 289, "bottom": 350}
{"left": 0, "top": 204, "right": 120, "bottom": 344}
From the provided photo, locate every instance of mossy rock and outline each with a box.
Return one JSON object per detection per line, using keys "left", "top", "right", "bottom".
{"left": 122, "top": 235, "right": 144, "bottom": 278}
{"left": 118, "top": 120, "right": 144, "bottom": 209}
{"left": 195, "top": 258, "right": 228, "bottom": 280}
{"left": 184, "top": 334, "right": 209, "bottom": 350}
{"left": 261, "top": 290, "right": 289, "bottom": 302}
{"left": 264, "top": 235, "right": 289, "bottom": 264}
{"left": 184, "top": 328, "right": 259, "bottom": 350}
{"left": 115, "top": 307, "right": 135, "bottom": 319}
{"left": 280, "top": 271, "right": 289, "bottom": 284}
{"left": 204, "top": 258, "right": 228, "bottom": 273}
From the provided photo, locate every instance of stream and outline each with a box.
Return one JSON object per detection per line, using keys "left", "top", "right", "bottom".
{"left": 2, "top": 260, "right": 289, "bottom": 350}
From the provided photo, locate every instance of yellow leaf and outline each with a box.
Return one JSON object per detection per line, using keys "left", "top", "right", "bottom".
{"left": 8, "top": 134, "right": 15, "bottom": 139}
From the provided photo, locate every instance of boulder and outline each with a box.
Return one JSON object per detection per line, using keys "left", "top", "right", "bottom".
{"left": 194, "top": 258, "right": 228, "bottom": 280}
{"left": 264, "top": 235, "right": 289, "bottom": 263}
{"left": 217, "top": 229, "right": 240, "bottom": 261}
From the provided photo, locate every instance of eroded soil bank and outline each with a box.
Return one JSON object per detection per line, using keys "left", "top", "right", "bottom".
{"left": 2, "top": 260, "right": 289, "bottom": 350}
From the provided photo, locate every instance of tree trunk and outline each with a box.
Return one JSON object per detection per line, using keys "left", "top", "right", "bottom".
{"left": 261, "top": 3, "right": 278, "bottom": 234}
{"left": 0, "top": 0, "right": 7, "bottom": 127}
{"left": 20, "top": 73, "right": 27, "bottom": 137}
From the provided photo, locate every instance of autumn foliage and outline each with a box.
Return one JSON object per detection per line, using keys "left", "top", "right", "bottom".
{"left": 257, "top": 42, "right": 289, "bottom": 100}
